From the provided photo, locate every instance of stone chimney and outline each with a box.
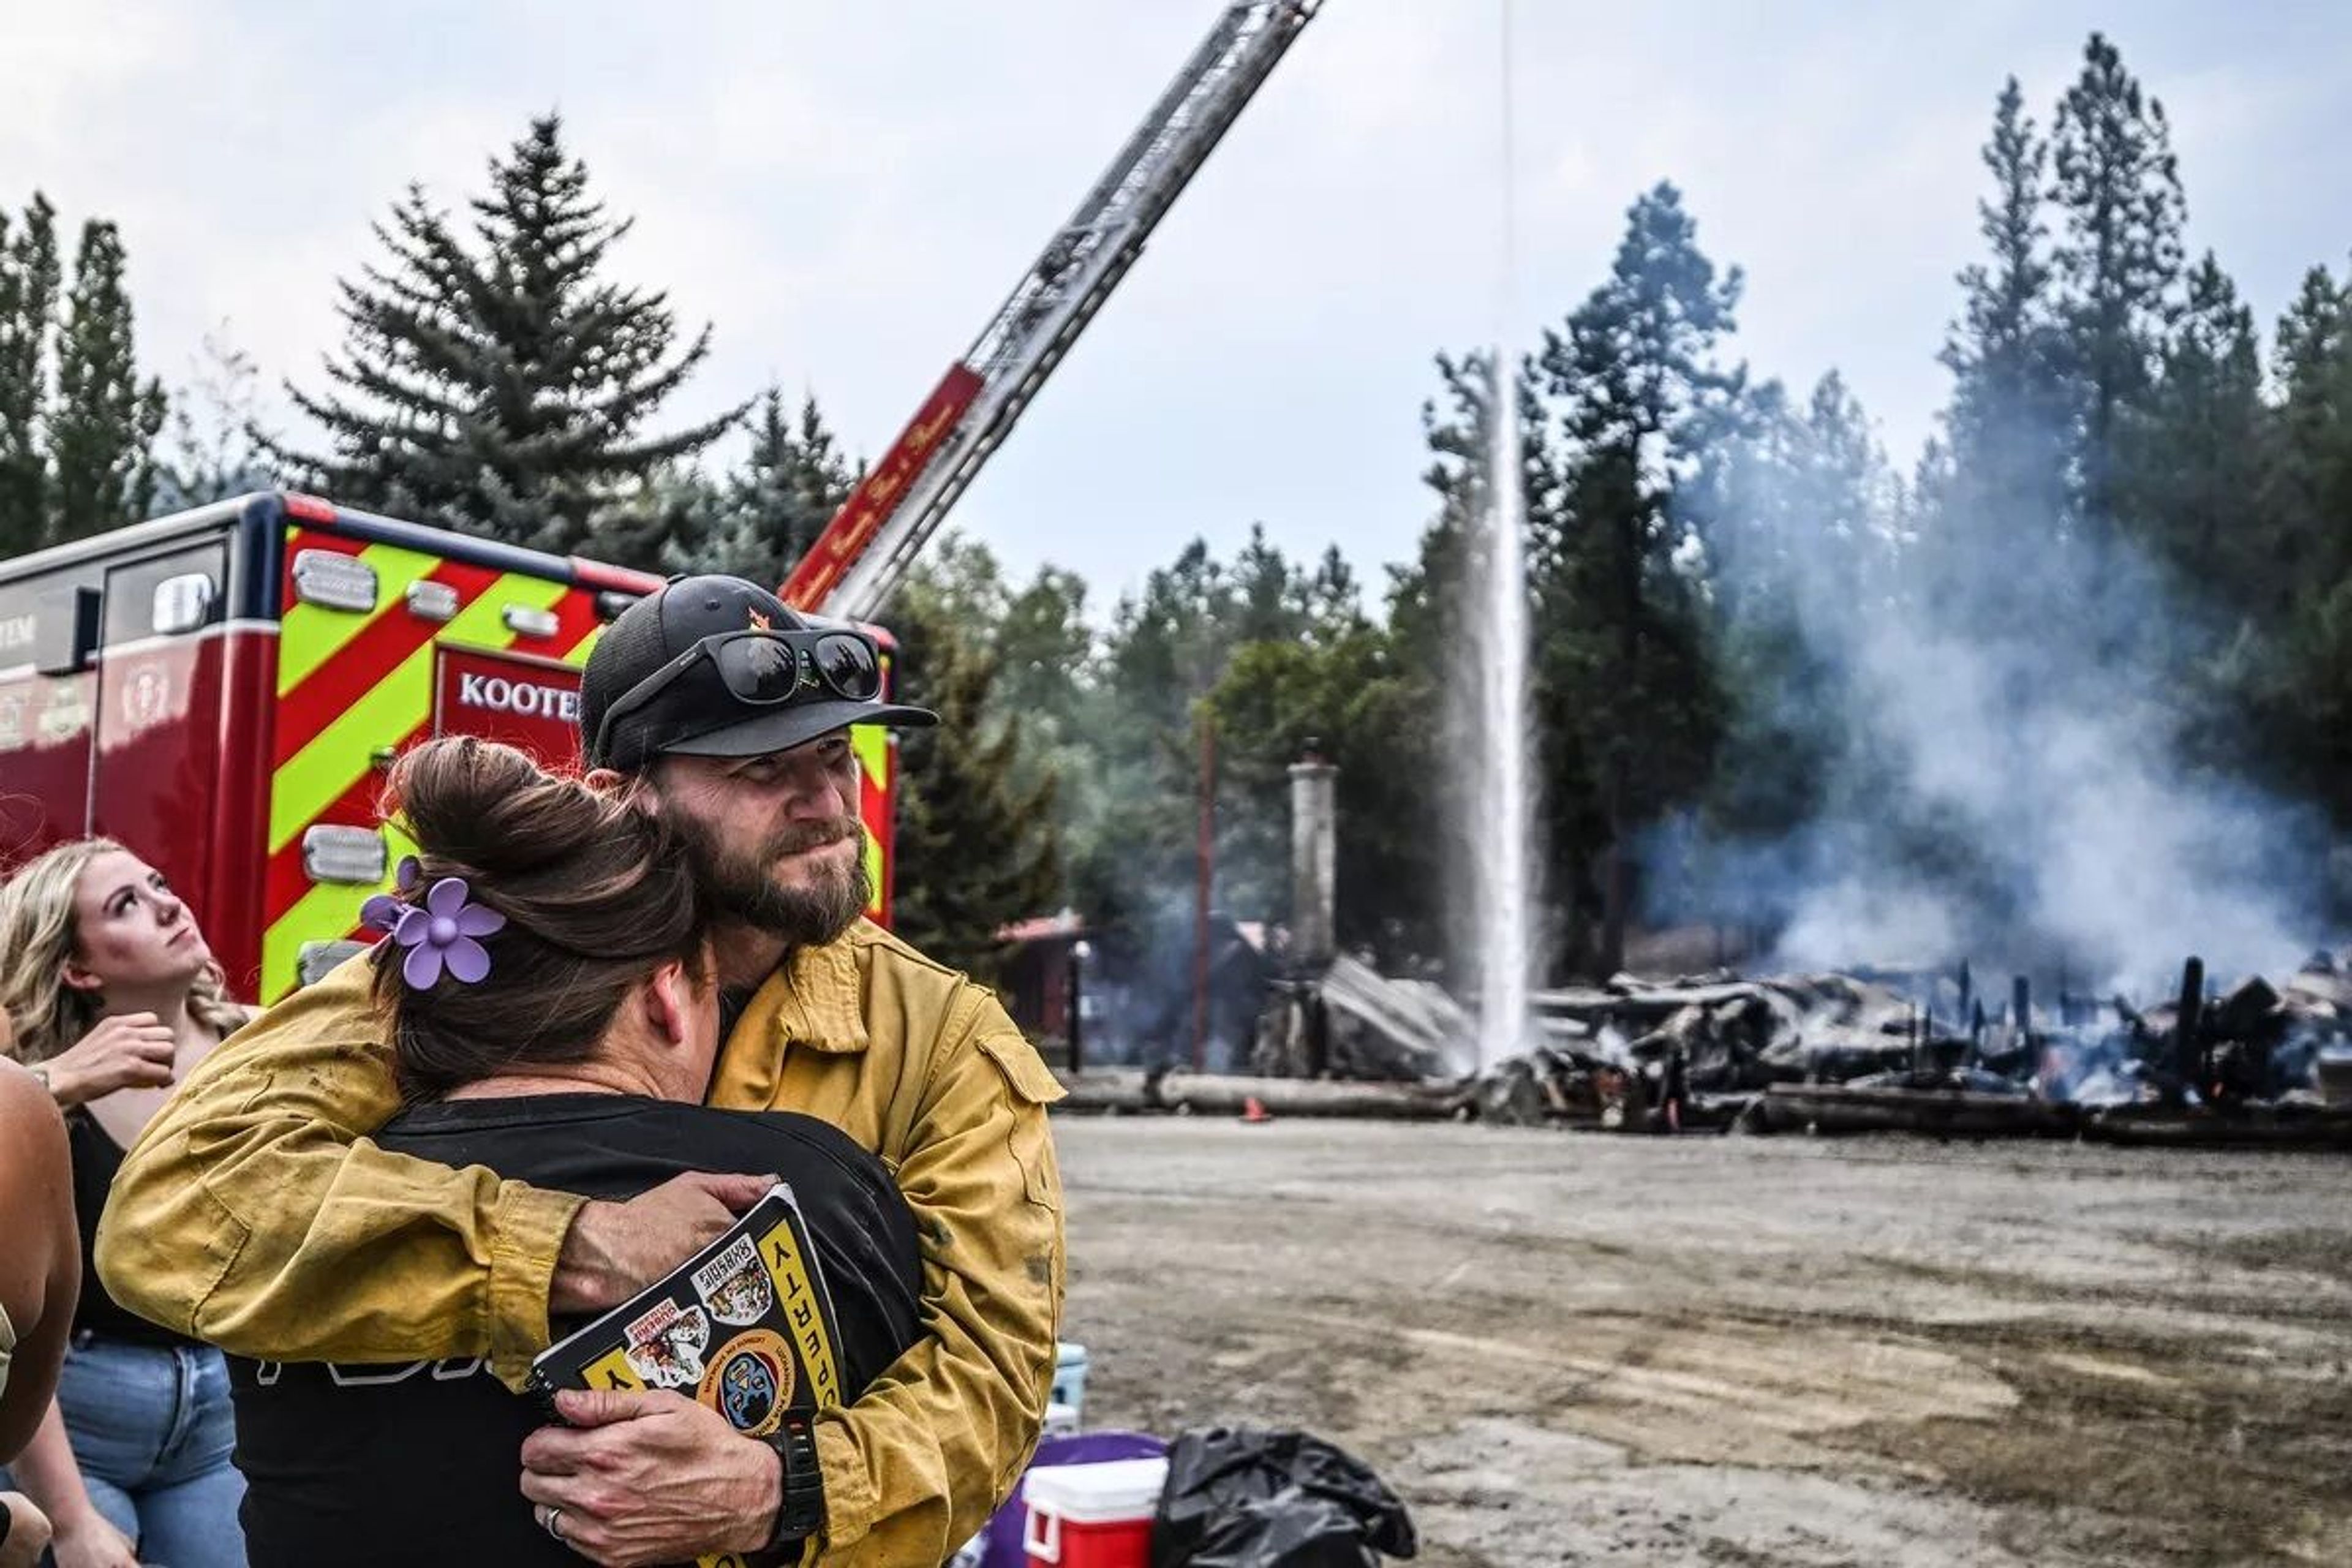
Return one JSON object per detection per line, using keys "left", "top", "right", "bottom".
{"left": 1289, "top": 741, "right": 1338, "bottom": 974}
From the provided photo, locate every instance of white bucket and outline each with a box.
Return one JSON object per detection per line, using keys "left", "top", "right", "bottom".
{"left": 1052, "top": 1341, "right": 1090, "bottom": 1421}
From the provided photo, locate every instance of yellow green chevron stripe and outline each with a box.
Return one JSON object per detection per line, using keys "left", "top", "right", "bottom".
{"left": 267, "top": 576, "right": 567, "bottom": 855}
{"left": 277, "top": 542, "right": 444, "bottom": 695}
{"left": 258, "top": 820, "right": 421, "bottom": 1005}
{"left": 260, "top": 586, "right": 606, "bottom": 1001}
{"left": 849, "top": 722, "right": 888, "bottom": 788}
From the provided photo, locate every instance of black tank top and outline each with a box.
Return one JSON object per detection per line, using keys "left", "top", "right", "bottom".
{"left": 67, "top": 1110, "right": 200, "bottom": 1347}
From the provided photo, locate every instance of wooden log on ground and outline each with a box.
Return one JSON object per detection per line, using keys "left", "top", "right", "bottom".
{"left": 1054, "top": 1069, "right": 1155, "bottom": 1114}
{"left": 2083, "top": 1104, "right": 2352, "bottom": 1150}
{"left": 1755, "top": 1084, "right": 2079, "bottom": 1139}
{"left": 1155, "top": 1071, "right": 1464, "bottom": 1120}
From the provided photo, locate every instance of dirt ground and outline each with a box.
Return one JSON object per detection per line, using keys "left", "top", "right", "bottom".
{"left": 1053, "top": 1115, "right": 2352, "bottom": 1567}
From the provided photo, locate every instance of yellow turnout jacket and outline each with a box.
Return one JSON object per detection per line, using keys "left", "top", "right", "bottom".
{"left": 96, "top": 921, "right": 1068, "bottom": 1566}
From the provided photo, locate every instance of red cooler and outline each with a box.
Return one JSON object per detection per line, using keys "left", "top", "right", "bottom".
{"left": 1021, "top": 1457, "right": 1167, "bottom": 1568}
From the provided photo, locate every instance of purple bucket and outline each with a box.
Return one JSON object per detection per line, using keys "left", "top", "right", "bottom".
{"left": 981, "top": 1431, "right": 1167, "bottom": 1568}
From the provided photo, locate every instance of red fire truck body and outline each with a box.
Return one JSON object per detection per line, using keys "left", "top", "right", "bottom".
{"left": 0, "top": 491, "right": 900, "bottom": 1004}
{"left": 0, "top": 4, "right": 1320, "bottom": 1004}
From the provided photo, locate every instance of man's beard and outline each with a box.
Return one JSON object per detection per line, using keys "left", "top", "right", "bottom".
{"left": 664, "top": 807, "right": 871, "bottom": 948}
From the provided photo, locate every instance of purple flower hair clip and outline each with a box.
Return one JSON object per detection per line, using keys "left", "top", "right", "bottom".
{"left": 360, "top": 859, "right": 506, "bottom": 989}
{"left": 359, "top": 857, "right": 421, "bottom": 936}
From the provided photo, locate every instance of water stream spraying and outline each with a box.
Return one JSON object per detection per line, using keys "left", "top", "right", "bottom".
{"left": 1470, "top": 0, "right": 1536, "bottom": 1069}
{"left": 1472, "top": 358, "right": 1536, "bottom": 1068}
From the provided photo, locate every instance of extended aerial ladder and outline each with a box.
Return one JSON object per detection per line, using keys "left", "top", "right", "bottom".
{"left": 780, "top": 1, "right": 1324, "bottom": 621}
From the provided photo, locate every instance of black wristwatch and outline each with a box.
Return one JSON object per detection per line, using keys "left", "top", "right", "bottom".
{"left": 759, "top": 1411, "right": 825, "bottom": 1556}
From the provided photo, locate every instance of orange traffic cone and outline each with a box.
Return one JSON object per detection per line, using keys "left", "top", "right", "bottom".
{"left": 1241, "top": 1095, "right": 1272, "bottom": 1124}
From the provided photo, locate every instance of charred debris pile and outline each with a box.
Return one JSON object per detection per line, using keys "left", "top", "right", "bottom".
{"left": 1065, "top": 953, "right": 2352, "bottom": 1147}
{"left": 1473, "top": 956, "right": 2352, "bottom": 1145}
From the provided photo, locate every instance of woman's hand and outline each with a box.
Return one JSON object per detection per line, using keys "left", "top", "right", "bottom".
{"left": 0, "top": 1493, "right": 54, "bottom": 1568}
{"left": 43, "top": 1014, "right": 176, "bottom": 1107}
{"left": 45, "top": 1507, "right": 140, "bottom": 1568}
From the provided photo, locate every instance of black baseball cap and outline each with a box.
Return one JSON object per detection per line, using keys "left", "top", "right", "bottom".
{"left": 581, "top": 576, "right": 937, "bottom": 772}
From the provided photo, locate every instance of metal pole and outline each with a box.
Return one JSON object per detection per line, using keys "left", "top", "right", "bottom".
{"left": 1066, "top": 943, "right": 1085, "bottom": 1077}
{"left": 1193, "top": 710, "right": 1216, "bottom": 1072}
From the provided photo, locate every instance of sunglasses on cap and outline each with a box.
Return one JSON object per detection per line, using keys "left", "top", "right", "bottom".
{"left": 590, "top": 628, "right": 884, "bottom": 764}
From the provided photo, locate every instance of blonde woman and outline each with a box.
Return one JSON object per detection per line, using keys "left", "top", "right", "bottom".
{"left": 0, "top": 840, "right": 251, "bottom": 1568}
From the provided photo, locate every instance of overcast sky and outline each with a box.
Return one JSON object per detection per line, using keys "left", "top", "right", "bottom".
{"left": 7, "top": 1, "right": 2348, "bottom": 611}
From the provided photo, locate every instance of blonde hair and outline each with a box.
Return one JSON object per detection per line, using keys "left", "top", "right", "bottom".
{"left": 0, "top": 837, "right": 246, "bottom": 1065}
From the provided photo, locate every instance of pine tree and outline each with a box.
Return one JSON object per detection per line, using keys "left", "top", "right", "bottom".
{"left": 1692, "top": 373, "right": 1893, "bottom": 855}
{"left": 2118, "top": 252, "right": 2266, "bottom": 612}
{"left": 2269, "top": 264, "right": 2351, "bottom": 590}
{"left": 2050, "top": 33, "right": 2186, "bottom": 539}
{"left": 1205, "top": 617, "right": 1441, "bottom": 965}
{"left": 662, "top": 390, "right": 852, "bottom": 584}
{"left": 1102, "top": 539, "right": 1240, "bottom": 742}
{"left": 0, "top": 196, "right": 59, "bottom": 556}
{"left": 582, "top": 466, "right": 728, "bottom": 578}
{"left": 889, "top": 590, "right": 1062, "bottom": 982}
{"left": 271, "top": 116, "right": 742, "bottom": 553}
{"left": 2253, "top": 261, "right": 2352, "bottom": 817}
{"left": 1936, "top": 76, "right": 2071, "bottom": 576}
{"left": 1532, "top": 181, "right": 1741, "bottom": 973}
{"left": 992, "top": 564, "right": 1093, "bottom": 729}
{"left": 50, "top": 219, "right": 167, "bottom": 542}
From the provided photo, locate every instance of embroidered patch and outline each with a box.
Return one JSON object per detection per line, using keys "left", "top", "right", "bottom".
{"left": 699, "top": 1329, "right": 794, "bottom": 1436}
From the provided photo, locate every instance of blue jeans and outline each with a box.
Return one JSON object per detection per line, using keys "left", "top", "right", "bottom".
{"left": 15, "top": 1335, "right": 247, "bottom": 1567}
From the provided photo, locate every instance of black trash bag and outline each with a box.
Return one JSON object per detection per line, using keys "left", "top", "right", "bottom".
{"left": 1150, "top": 1426, "right": 1417, "bottom": 1568}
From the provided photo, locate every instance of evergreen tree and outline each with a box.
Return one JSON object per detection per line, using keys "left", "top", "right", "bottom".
{"left": 2050, "top": 32, "right": 2185, "bottom": 538}
{"left": 1935, "top": 76, "right": 2070, "bottom": 581}
{"left": 1531, "top": 181, "right": 1742, "bottom": 973}
{"left": 50, "top": 218, "right": 167, "bottom": 541}
{"left": 0, "top": 196, "right": 59, "bottom": 556}
{"left": 1692, "top": 374, "right": 1891, "bottom": 850}
{"left": 662, "top": 389, "right": 852, "bottom": 583}
{"left": 583, "top": 466, "right": 728, "bottom": 578}
{"left": 2118, "top": 252, "right": 2266, "bottom": 613}
{"left": 905, "top": 538, "right": 1094, "bottom": 799}
{"left": 2252, "top": 262, "right": 2352, "bottom": 818}
{"left": 888, "top": 586, "right": 1062, "bottom": 982}
{"left": 2268, "top": 264, "right": 2352, "bottom": 592}
{"left": 992, "top": 564, "right": 1093, "bottom": 730}
{"left": 271, "top": 116, "right": 741, "bottom": 553}
{"left": 1205, "top": 616, "right": 1440, "bottom": 965}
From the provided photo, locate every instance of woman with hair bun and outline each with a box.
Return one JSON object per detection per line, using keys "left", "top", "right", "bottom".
{"left": 228, "top": 737, "right": 923, "bottom": 1568}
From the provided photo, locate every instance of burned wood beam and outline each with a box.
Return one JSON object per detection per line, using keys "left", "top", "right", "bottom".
{"left": 2174, "top": 956, "right": 2206, "bottom": 1104}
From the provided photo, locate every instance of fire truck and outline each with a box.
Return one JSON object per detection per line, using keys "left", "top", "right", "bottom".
{"left": 0, "top": 1, "right": 1321, "bottom": 1005}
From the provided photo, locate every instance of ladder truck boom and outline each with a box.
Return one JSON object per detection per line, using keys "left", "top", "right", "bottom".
{"left": 781, "top": 1, "right": 1324, "bottom": 621}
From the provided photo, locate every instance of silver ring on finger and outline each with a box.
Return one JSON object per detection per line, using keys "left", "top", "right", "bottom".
{"left": 541, "top": 1504, "right": 567, "bottom": 1543}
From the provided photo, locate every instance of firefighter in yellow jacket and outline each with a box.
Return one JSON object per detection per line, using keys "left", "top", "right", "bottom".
{"left": 95, "top": 576, "right": 1067, "bottom": 1567}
